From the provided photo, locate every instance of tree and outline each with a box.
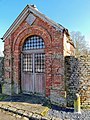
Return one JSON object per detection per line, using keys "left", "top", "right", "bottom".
{"left": 70, "top": 31, "right": 88, "bottom": 56}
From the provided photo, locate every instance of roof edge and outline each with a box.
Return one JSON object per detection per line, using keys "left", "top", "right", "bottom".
{"left": 3, "top": 5, "right": 65, "bottom": 41}
{"left": 28, "top": 5, "right": 64, "bottom": 31}
{"left": 3, "top": 5, "right": 30, "bottom": 40}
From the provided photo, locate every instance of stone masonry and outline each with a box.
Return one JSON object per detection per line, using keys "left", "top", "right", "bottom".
{"left": 65, "top": 55, "right": 90, "bottom": 106}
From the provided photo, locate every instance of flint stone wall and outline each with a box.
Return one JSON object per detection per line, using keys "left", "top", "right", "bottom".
{"left": 65, "top": 55, "right": 90, "bottom": 106}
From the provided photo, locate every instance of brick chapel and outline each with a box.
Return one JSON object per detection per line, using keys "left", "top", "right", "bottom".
{"left": 2, "top": 5, "right": 75, "bottom": 106}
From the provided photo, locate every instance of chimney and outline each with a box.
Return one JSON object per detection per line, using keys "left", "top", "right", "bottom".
{"left": 30, "top": 4, "right": 38, "bottom": 10}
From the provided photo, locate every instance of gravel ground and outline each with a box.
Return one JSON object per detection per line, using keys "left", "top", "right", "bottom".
{"left": 1, "top": 94, "right": 90, "bottom": 120}
{"left": 48, "top": 109, "right": 90, "bottom": 120}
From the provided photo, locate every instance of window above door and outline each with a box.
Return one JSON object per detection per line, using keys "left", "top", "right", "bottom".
{"left": 23, "top": 35, "right": 45, "bottom": 50}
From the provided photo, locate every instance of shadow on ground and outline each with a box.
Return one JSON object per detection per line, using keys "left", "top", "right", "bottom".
{"left": 1, "top": 93, "right": 74, "bottom": 113}
{"left": 1, "top": 93, "right": 50, "bottom": 107}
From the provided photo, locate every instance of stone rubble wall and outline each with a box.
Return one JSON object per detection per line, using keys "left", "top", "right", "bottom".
{"left": 0, "top": 57, "right": 4, "bottom": 93}
{"left": 65, "top": 55, "right": 90, "bottom": 106}
{"left": 0, "top": 57, "right": 4, "bottom": 79}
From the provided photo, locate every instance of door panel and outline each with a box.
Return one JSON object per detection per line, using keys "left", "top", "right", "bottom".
{"left": 23, "top": 54, "right": 33, "bottom": 72}
{"left": 35, "top": 73, "right": 45, "bottom": 94}
{"left": 22, "top": 72, "right": 33, "bottom": 93}
{"left": 34, "top": 53, "right": 45, "bottom": 94}
{"left": 35, "top": 53, "right": 45, "bottom": 73}
{"left": 21, "top": 54, "right": 34, "bottom": 93}
{"left": 21, "top": 52, "right": 45, "bottom": 95}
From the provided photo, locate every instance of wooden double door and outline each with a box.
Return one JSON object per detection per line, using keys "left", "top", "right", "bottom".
{"left": 21, "top": 50, "right": 45, "bottom": 95}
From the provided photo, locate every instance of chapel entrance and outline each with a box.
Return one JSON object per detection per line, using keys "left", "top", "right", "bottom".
{"left": 21, "top": 35, "right": 45, "bottom": 95}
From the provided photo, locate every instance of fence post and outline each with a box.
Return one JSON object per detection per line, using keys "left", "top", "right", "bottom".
{"left": 74, "top": 93, "right": 81, "bottom": 113}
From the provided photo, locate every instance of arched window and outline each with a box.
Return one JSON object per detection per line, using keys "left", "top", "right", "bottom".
{"left": 23, "top": 35, "right": 45, "bottom": 50}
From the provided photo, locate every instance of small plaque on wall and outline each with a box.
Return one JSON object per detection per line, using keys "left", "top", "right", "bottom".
{"left": 26, "top": 13, "right": 36, "bottom": 25}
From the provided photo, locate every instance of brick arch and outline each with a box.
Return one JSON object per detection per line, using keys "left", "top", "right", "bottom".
{"left": 13, "top": 25, "right": 52, "bottom": 52}
{"left": 13, "top": 25, "right": 52, "bottom": 96}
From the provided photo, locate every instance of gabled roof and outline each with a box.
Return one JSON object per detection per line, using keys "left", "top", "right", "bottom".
{"left": 3, "top": 5, "right": 65, "bottom": 40}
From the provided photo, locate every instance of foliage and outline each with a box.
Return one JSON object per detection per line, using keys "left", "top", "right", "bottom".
{"left": 81, "top": 105, "right": 90, "bottom": 110}
{"left": 0, "top": 94, "right": 8, "bottom": 101}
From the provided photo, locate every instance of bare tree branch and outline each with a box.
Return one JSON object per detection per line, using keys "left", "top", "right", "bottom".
{"left": 70, "top": 31, "right": 89, "bottom": 56}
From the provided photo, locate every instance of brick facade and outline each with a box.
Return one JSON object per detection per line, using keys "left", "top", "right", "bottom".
{"left": 3, "top": 5, "right": 74, "bottom": 106}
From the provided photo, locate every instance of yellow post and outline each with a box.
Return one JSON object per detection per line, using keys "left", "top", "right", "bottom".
{"left": 74, "top": 93, "right": 81, "bottom": 113}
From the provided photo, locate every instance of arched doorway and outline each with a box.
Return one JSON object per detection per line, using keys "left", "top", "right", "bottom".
{"left": 21, "top": 35, "right": 45, "bottom": 95}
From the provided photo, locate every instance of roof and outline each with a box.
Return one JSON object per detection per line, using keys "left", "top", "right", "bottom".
{"left": 2, "top": 4, "right": 75, "bottom": 48}
{"left": 3, "top": 4, "right": 65, "bottom": 40}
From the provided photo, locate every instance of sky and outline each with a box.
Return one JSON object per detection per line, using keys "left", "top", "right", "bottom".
{"left": 0, "top": 0, "right": 90, "bottom": 55}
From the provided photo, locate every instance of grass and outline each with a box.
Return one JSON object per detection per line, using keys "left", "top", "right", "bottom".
{"left": 81, "top": 105, "right": 90, "bottom": 110}
{"left": 0, "top": 93, "right": 9, "bottom": 101}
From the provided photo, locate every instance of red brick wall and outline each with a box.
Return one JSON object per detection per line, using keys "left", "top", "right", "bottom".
{"left": 4, "top": 15, "right": 65, "bottom": 97}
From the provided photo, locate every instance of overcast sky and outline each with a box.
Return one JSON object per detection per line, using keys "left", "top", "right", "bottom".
{"left": 0, "top": 0, "right": 90, "bottom": 55}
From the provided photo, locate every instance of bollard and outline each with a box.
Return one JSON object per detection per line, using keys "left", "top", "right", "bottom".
{"left": 74, "top": 93, "right": 81, "bottom": 113}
